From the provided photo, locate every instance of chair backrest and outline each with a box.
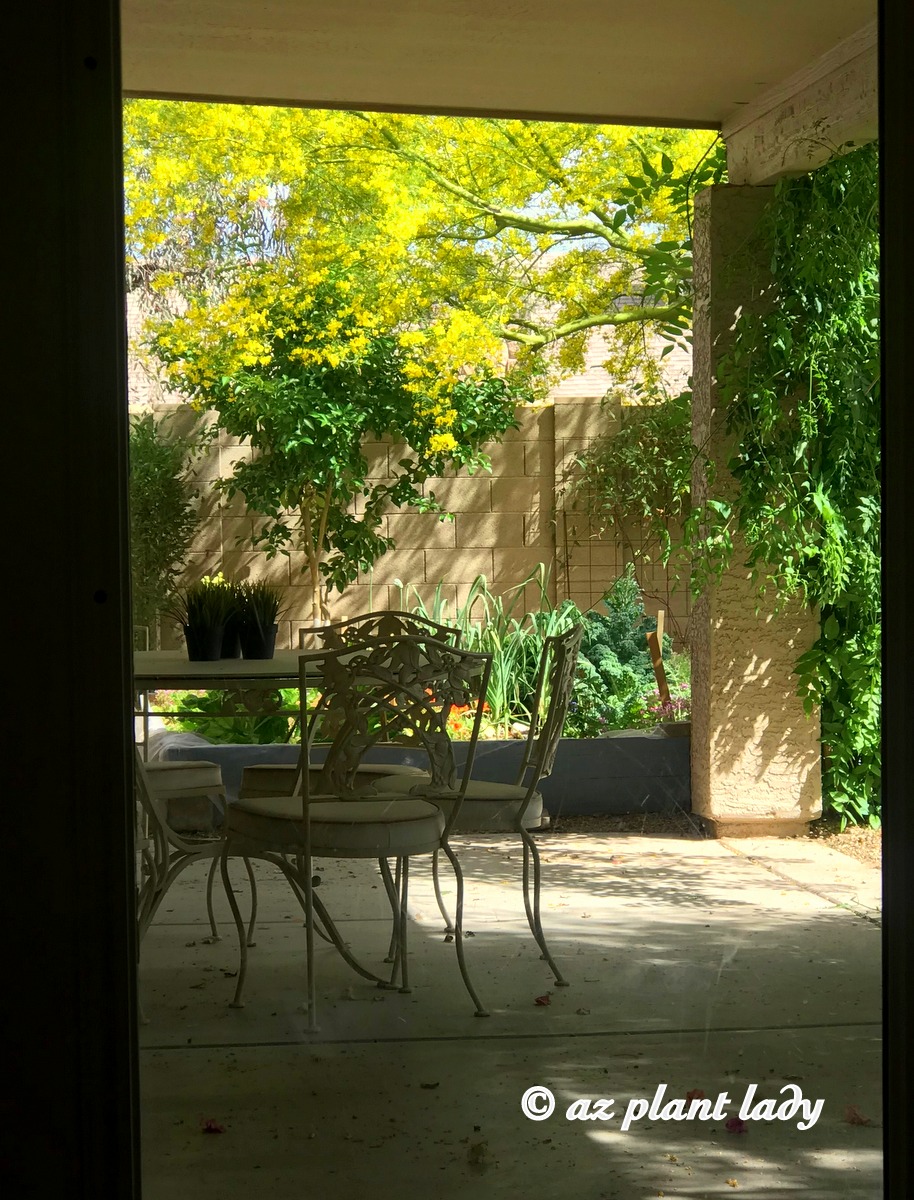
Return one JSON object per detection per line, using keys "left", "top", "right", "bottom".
{"left": 516, "top": 623, "right": 584, "bottom": 790}
{"left": 302, "top": 610, "right": 462, "bottom": 650}
{"left": 296, "top": 636, "right": 492, "bottom": 825}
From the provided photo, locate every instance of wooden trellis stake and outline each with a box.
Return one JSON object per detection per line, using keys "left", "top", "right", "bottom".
{"left": 646, "top": 607, "right": 672, "bottom": 706}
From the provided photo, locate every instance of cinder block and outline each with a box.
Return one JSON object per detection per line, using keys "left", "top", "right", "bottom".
{"left": 192, "top": 517, "right": 223, "bottom": 554}
{"left": 386, "top": 513, "right": 457, "bottom": 548}
{"left": 523, "top": 441, "right": 553, "bottom": 476}
{"left": 455, "top": 513, "right": 524, "bottom": 548}
{"left": 359, "top": 548, "right": 426, "bottom": 586}
{"left": 220, "top": 445, "right": 253, "bottom": 472}
{"left": 490, "top": 477, "right": 544, "bottom": 512}
{"left": 221, "top": 516, "right": 254, "bottom": 550}
{"left": 503, "top": 405, "right": 553, "bottom": 441}
{"left": 182, "top": 552, "right": 223, "bottom": 586}
{"left": 523, "top": 512, "right": 554, "bottom": 548}
{"left": 223, "top": 550, "right": 291, "bottom": 586}
{"left": 186, "top": 451, "right": 222, "bottom": 484}
{"left": 492, "top": 548, "right": 552, "bottom": 592}
{"left": 424, "top": 476, "right": 492, "bottom": 512}
{"left": 554, "top": 401, "right": 618, "bottom": 439}
{"left": 425, "top": 548, "right": 494, "bottom": 585}
{"left": 362, "top": 442, "right": 390, "bottom": 479}
{"left": 386, "top": 582, "right": 457, "bottom": 616}
{"left": 478, "top": 443, "right": 526, "bottom": 475}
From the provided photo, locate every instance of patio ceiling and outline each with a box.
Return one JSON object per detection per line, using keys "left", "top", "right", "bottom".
{"left": 121, "top": 0, "right": 876, "bottom": 130}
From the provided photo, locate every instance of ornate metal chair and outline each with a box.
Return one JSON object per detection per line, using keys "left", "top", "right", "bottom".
{"left": 240, "top": 610, "right": 462, "bottom": 800}
{"left": 371, "top": 622, "right": 583, "bottom": 985}
{"left": 298, "top": 609, "right": 461, "bottom": 650}
{"left": 220, "top": 636, "right": 493, "bottom": 1028}
{"left": 135, "top": 749, "right": 258, "bottom": 948}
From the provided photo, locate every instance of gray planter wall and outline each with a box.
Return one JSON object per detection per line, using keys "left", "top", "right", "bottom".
{"left": 152, "top": 728, "right": 691, "bottom": 821}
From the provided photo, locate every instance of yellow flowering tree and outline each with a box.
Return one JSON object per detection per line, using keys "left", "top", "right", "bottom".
{"left": 152, "top": 267, "right": 521, "bottom": 619}
{"left": 124, "top": 101, "right": 722, "bottom": 394}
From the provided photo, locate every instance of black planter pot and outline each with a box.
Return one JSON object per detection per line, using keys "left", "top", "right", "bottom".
{"left": 183, "top": 623, "right": 225, "bottom": 662}
{"left": 221, "top": 618, "right": 242, "bottom": 660}
{"left": 240, "top": 623, "right": 278, "bottom": 660}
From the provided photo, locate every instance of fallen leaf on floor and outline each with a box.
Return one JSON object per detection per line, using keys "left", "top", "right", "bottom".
{"left": 725, "top": 1117, "right": 748, "bottom": 1134}
{"left": 201, "top": 1119, "right": 225, "bottom": 1134}
{"left": 844, "top": 1105, "right": 872, "bottom": 1126}
{"left": 686, "top": 1089, "right": 705, "bottom": 1102}
{"left": 575, "top": 1007, "right": 591, "bottom": 1016}
{"left": 534, "top": 994, "right": 552, "bottom": 1006}
{"left": 726, "top": 1180, "right": 739, "bottom": 1189}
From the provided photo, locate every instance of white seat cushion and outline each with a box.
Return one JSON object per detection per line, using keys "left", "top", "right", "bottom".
{"left": 369, "top": 774, "right": 546, "bottom": 830}
{"left": 227, "top": 795, "right": 446, "bottom": 857}
{"left": 239, "top": 761, "right": 425, "bottom": 799}
{"left": 144, "top": 759, "right": 224, "bottom": 796}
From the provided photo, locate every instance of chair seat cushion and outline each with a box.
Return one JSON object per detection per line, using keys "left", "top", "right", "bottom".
{"left": 239, "top": 761, "right": 425, "bottom": 799}
{"left": 369, "top": 774, "right": 546, "bottom": 831}
{"left": 145, "top": 759, "right": 225, "bottom": 796}
{"left": 227, "top": 795, "right": 446, "bottom": 857}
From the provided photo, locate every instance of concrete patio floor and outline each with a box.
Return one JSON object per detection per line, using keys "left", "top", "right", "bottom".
{"left": 139, "top": 830, "right": 882, "bottom": 1199}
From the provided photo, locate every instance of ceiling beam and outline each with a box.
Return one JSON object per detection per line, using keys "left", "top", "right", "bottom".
{"left": 723, "top": 21, "right": 877, "bottom": 184}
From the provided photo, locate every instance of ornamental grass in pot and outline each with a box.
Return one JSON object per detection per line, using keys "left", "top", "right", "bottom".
{"left": 237, "top": 580, "right": 286, "bottom": 660}
{"left": 165, "top": 574, "right": 235, "bottom": 661}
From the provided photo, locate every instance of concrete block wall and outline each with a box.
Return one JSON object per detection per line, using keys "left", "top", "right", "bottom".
{"left": 128, "top": 295, "right": 692, "bottom": 650}
{"left": 136, "top": 394, "right": 692, "bottom": 653}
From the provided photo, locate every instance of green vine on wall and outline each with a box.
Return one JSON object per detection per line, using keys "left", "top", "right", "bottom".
{"left": 695, "top": 143, "right": 881, "bottom": 826}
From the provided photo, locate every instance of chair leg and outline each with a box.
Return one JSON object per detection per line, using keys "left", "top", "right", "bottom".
{"left": 242, "top": 856, "right": 258, "bottom": 947}
{"left": 432, "top": 849, "right": 455, "bottom": 935}
{"left": 221, "top": 840, "right": 249, "bottom": 1008}
{"left": 520, "top": 828, "right": 568, "bottom": 986}
{"left": 440, "top": 841, "right": 488, "bottom": 1017}
{"left": 205, "top": 855, "right": 220, "bottom": 940}
{"left": 303, "top": 846, "right": 317, "bottom": 1032}
{"left": 379, "top": 857, "right": 401, "bottom": 964}
{"left": 397, "top": 858, "right": 410, "bottom": 994}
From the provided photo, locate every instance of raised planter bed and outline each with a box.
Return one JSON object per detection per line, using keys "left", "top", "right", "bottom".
{"left": 151, "top": 727, "right": 691, "bottom": 824}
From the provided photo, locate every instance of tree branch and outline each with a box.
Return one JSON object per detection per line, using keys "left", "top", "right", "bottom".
{"left": 499, "top": 302, "right": 687, "bottom": 347}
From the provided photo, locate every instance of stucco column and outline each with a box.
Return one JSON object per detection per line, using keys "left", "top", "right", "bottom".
{"left": 690, "top": 185, "right": 822, "bottom": 836}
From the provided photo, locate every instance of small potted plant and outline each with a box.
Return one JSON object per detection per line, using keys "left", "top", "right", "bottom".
{"left": 219, "top": 577, "right": 245, "bottom": 659}
{"left": 165, "top": 574, "right": 235, "bottom": 661}
{"left": 237, "top": 579, "right": 285, "bottom": 660}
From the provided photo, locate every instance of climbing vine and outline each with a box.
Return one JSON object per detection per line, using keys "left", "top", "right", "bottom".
{"left": 695, "top": 143, "right": 881, "bottom": 826}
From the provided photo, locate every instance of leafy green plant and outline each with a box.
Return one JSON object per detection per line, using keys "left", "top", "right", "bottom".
{"left": 158, "top": 688, "right": 299, "bottom": 744}
{"left": 565, "top": 566, "right": 678, "bottom": 735}
{"left": 395, "top": 565, "right": 582, "bottom": 736}
{"left": 394, "top": 562, "right": 684, "bottom": 737}
{"left": 128, "top": 412, "right": 206, "bottom": 644}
